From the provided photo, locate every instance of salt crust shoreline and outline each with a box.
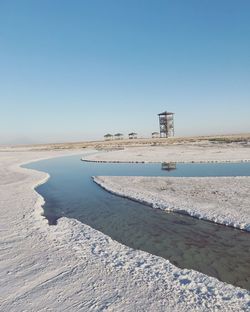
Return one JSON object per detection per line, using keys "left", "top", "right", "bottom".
{"left": 82, "top": 143, "right": 250, "bottom": 164}
{"left": 93, "top": 176, "right": 250, "bottom": 232}
{"left": 1, "top": 149, "right": 250, "bottom": 311}
{"left": 83, "top": 159, "right": 250, "bottom": 164}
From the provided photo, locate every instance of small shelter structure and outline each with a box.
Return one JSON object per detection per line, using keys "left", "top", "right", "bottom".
{"left": 104, "top": 133, "right": 113, "bottom": 141}
{"left": 114, "top": 133, "right": 124, "bottom": 140}
{"left": 128, "top": 132, "right": 137, "bottom": 139}
{"left": 152, "top": 132, "right": 160, "bottom": 138}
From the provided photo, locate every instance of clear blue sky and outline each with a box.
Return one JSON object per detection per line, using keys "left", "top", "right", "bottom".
{"left": 0, "top": 0, "right": 249, "bottom": 144}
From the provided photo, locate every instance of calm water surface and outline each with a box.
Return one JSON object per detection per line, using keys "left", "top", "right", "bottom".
{"left": 25, "top": 155, "right": 250, "bottom": 290}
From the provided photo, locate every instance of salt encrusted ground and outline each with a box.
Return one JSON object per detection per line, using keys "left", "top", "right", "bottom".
{"left": 83, "top": 142, "right": 250, "bottom": 163}
{"left": 1, "top": 149, "right": 250, "bottom": 311}
{"left": 93, "top": 176, "right": 250, "bottom": 232}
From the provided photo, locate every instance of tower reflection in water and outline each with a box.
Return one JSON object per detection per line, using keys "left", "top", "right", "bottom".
{"left": 161, "top": 162, "right": 177, "bottom": 171}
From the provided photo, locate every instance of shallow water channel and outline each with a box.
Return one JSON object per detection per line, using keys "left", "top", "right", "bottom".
{"left": 25, "top": 155, "right": 250, "bottom": 290}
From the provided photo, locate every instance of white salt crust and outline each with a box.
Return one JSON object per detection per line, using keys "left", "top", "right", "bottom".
{"left": 0, "top": 148, "right": 250, "bottom": 311}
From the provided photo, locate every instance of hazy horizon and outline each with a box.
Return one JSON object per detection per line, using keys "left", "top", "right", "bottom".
{"left": 1, "top": 130, "right": 250, "bottom": 147}
{"left": 1, "top": 1, "right": 250, "bottom": 145}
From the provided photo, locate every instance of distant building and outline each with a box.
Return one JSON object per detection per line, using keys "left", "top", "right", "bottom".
{"left": 158, "top": 111, "right": 174, "bottom": 138}
{"left": 104, "top": 133, "right": 113, "bottom": 140}
{"left": 128, "top": 132, "right": 137, "bottom": 139}
{"left": 114, "top": 133, "right": 124, "bottom": 140}
{"left": 152, "top": 132, "right": 160, "bottom": 138}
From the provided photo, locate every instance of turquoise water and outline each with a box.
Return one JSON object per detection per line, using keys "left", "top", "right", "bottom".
{"left": 25, "top": 155, "right": 250, "bottom": 290}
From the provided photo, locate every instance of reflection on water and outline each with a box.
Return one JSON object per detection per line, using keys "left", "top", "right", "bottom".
{"left": 161, "top": 162, "right": 176, "bottom": 171}
{"left": 24, "top": 156, "right": 250, "bottom": 290}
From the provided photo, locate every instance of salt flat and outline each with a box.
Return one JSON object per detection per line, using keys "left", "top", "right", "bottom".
{"left": 0, "top": 147, "right": 250, "bottom": 311}
{"left": 83, "top": 141, "right": 250, "bottom": 163}
{"left": 90, "top": 141, "right": 250, "bottom": 232}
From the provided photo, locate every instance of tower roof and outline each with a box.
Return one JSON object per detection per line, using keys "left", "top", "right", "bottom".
{"left": 158, "top": 111, "right": 174, "bottom": 116}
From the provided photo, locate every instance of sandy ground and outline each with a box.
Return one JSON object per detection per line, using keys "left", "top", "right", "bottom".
{"left": 1, "top": 148, "right": 250, "bottom": 311}
{"left": 83, "top": 142, "right": 250, "bottom": 163}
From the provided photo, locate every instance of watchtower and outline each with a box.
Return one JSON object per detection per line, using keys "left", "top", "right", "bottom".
{"left": 158, "top": 111, "right": 174, "bottom": 137}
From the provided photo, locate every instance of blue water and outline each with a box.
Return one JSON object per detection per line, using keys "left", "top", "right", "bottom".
{"left": 24, "top": 155, "right": 250, "bottom": 290}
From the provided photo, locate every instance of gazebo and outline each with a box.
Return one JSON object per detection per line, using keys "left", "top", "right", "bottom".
{"left": 152, "top": 132, "right": 160, "bottom": 138}
{"left": 114, "top": 133, "right": 124, "bottom": 140}
{"left": 104, "top": 133, "right": 113, "bottom": 140}
{"left": 128, "top": 132, "right": 137, "bottom": 139}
